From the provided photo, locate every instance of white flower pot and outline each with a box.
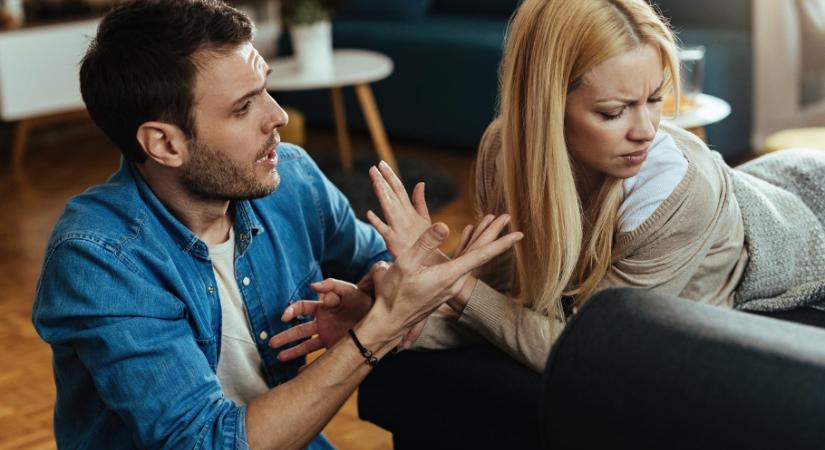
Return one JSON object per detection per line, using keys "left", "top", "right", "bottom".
{"left": 289, "top": 20, "right": 333, "bottom": 79}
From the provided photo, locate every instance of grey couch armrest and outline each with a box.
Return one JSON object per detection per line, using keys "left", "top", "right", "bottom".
{"left": 542, "top": 288, "right": 825, "bottom": 450}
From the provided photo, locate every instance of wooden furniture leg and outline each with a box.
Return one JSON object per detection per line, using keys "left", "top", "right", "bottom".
{"left": 330, "top": 87, "right": 353, "bottom": 172}
{"left": 11, "top": 119, "right": 32, "bottom": 175}
{"left": 354, "top": 83, "right": 399, "bottom": 175}
{"left": 7, "top": 109, "right": 90, "bottom": 176}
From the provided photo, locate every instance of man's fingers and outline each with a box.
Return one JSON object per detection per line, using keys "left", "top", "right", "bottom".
{"left": 412, "top": 182, "right": 430, "bottom": 220}
{"left": 371, "top": 261, "right": 390, "bottom": 285}
{"left": 268, "top": 320, "right": 319, "bottom": 348}
{"left": 397, "top": 223, "right": 449, "bottom": 269}
{"left": 378, "top": 160, "right": 413, "bottom": 209}
{"left": 280, "top": 300, "right": 320, "bottom": 322}
{"left": 277, "top": 337, "right": 324, "bottom": 362}
{"left": 434, "top": 231, "right": 523, "bottom": 283}
{"left": 320, "top": 291, "right": 342, "bottom": 309}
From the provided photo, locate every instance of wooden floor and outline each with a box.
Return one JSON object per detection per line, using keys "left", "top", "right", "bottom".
{"left": 0, "top": 120, "right": 476, "bottom": 449}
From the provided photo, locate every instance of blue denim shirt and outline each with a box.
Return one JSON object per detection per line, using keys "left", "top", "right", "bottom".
{"left": 32, "top": 144, "right": 390, "bottom": 449}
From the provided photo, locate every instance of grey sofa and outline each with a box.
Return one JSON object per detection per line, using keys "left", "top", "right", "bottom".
{"left": 359, "top": 288, "right": 825, "bottom": 449}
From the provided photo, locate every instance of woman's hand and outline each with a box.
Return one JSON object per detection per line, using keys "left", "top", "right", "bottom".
{"left": 367, "top": 160, "right": 432, "bottom": 258}
{"left": 369, "top": 218, "right": 522, "bottom": 336}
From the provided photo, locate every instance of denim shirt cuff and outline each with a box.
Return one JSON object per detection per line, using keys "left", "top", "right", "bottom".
{"left": 233, "top": 405, "right": 249, "bottom": 450}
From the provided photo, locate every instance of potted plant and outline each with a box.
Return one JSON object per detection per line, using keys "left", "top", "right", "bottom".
{"left": 281, "top": 0, "right": 343, "bottom": 78}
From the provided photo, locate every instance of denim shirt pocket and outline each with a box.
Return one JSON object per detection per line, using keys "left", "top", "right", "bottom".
{"left": 287, "top": 264, "right": 323, "bottom": 325}
{"left": 194, "top": 335, "right": 219, "bottom": 371}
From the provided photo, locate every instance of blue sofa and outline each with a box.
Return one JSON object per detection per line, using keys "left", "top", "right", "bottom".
{"left": 277, "top": 0, "right": 752, "bottom": 159}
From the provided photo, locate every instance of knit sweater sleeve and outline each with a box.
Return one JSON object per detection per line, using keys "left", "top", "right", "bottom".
{"left": 456, "top": 280, "right": 565, "bottom": 372}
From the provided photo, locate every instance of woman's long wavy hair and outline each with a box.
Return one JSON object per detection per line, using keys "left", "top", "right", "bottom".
{"left": 497, "top": 0, "right": 680, "bottom": 318}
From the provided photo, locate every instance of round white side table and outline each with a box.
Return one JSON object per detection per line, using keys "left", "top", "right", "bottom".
{"left": 663, "top": 93, "right": 731, "bottom": 142}
{"left": 266, "top": 49, "right": 398, "bottom": 173}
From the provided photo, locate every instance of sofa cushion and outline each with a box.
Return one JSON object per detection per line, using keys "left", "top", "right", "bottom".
{"left": 338, "top": 0, "right": 432, "bottom": 19}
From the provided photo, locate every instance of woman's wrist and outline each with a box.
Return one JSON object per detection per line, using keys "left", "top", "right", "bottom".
{"left": 448, "top": 276, "right": 478, "bottom": 314}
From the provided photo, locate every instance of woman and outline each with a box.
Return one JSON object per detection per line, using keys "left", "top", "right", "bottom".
{"left": 366, "top": 0, "right": 825, "bottom": 372}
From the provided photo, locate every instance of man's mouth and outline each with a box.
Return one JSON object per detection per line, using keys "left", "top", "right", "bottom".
{"left": 256, "top": 138, "right": 280, "bottom": 165}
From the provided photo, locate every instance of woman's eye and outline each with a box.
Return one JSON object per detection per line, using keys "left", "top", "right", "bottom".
{"left": 600, "top": 108, "right": 625, "bottom": 121}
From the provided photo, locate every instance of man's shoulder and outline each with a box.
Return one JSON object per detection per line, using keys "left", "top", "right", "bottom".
{"left": 47, "top": 171, "right": 148, "bottom": 259}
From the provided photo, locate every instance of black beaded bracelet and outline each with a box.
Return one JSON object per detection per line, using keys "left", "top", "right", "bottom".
{"left": 348, "top": 329, "right": 379, "bottom": 366}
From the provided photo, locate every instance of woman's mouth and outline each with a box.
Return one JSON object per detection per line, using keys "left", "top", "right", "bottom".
{"left": 620, "top": 149, "right": 647, "bottom": 165}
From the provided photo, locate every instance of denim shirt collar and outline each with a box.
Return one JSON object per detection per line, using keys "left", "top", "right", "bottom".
{"left": 123, "top": 158, "right": 264, "bottom": 260}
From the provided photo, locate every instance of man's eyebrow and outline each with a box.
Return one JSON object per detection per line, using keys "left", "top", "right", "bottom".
{"left": 232, "top": 67, "right": 273, "bottom": 108}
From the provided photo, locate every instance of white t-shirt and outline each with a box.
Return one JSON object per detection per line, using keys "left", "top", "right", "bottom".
{"left": 617, "top": 131, "right": 689, "bottom": 233}
{"left": 208, "top": 229, "right": 269, "bottom": 405}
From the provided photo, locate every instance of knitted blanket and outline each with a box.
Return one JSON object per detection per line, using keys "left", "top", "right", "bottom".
{"left": 730, "top": 149, "right": 825, "bottom": 312}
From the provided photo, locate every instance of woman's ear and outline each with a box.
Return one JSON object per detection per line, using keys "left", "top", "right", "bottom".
{"left": 136, "top": 122, "right": 189, "bottom": 168}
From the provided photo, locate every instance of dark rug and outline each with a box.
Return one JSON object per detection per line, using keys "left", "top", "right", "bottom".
{"left": 314, "top": 152, "right": 459, "bottom": 220}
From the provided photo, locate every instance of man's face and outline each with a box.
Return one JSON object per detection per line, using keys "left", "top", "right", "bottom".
{"left": 181, "top": 42, "right": 287, "bottom": 201}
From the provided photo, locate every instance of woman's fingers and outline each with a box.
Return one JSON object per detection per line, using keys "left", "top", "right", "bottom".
{"left": 277, "top": 336, "right": 324, "bottom": 362}
{"left": 412, "top": 182, "right": 430, "bottom": 220}
{"left": 469, "top": 214, "right": 512, "bottom": 249}
{"left": 467, "top": 214, "right": 496, "bottom": 248}
{"left": 370, "top": 166, "right": 400, "bottom": 225}
{"left": 366, "top": 210, "right": 392, "bottom": 237}
{"left": 378, "top": 160, "right": 413, "bottom": 209}
{"left": 432, "top": 231, "right": 523, "bottom": 284}
{"left": 454, "top": 224, "right": 474, "bottom": 257}
{"left": 268, "top": 320, "right": 319, "bottom": 348}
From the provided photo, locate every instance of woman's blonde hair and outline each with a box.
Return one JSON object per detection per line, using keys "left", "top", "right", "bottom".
{"left": 496, "top": 0, "right": 680, "bottom": 318}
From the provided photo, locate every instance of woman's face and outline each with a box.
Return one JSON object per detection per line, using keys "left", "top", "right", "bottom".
{"left": 565, "top": 44, "right": 665, "bottom": 180}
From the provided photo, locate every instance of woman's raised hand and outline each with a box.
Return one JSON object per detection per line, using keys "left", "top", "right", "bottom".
{"left": 367, "top": 160, "right": 432, "bottom": 258}
{"left": 371, "top": 218, "right": 523, "bottom": 334}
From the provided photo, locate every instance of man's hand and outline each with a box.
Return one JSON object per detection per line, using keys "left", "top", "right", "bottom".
{"left": 268, "top": 279, "right": 374, "bottom": 361}
{"left": 368, "top": 218, "right": 523, "bottom": 336}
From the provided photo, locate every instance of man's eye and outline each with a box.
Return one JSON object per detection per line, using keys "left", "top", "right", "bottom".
{"left": 236, "top": 100, "right": 252, "bottom": 115}
{"left": 649, "top": 96, "right": 664, "bottom": 103}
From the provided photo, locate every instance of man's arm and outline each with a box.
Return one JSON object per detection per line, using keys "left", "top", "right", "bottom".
{"left": 246, "top": 308, "right": 394, "bottom": 449}
{"left": 248, "top": 222, "right": 523, "bottom": 449}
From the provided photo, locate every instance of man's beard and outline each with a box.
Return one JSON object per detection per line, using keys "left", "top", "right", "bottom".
{"left": 180, "top": 137, "right": 280, "bottom": 201}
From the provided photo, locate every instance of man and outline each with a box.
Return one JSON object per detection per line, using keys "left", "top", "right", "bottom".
{"left": 31, "top": 1, "right": 520, "bottom": 448}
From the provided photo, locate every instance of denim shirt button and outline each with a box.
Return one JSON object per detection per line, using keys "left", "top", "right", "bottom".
{"left": 239, "top": 232, "right": 247, "bottom": 241}
{"left": 242, "top": 277, "right": 251, "bottom": 286}
{"left": 207, "top": 285, "right": 215, "bottom": 294}
{"left": 259, "top": 331, "right": 268, "bottom": 340}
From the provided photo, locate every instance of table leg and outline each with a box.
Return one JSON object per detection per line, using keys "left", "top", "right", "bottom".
{"left": 330, "top": 87, "right": 353, "bottom": 172}
{"left": 11, "top": 119, "right": 32, "bottom": 176}
{"left": 354, "top": 83, "right": 399, "bottom": 175}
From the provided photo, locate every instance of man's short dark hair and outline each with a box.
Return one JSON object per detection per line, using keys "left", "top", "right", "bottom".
{"left": 80, "top": 0, "right": 253, "bottom": 163}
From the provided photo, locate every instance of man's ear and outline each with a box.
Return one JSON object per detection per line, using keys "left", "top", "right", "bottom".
{"left": 136, "top": 121, "right": 189, "bottom": 168}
